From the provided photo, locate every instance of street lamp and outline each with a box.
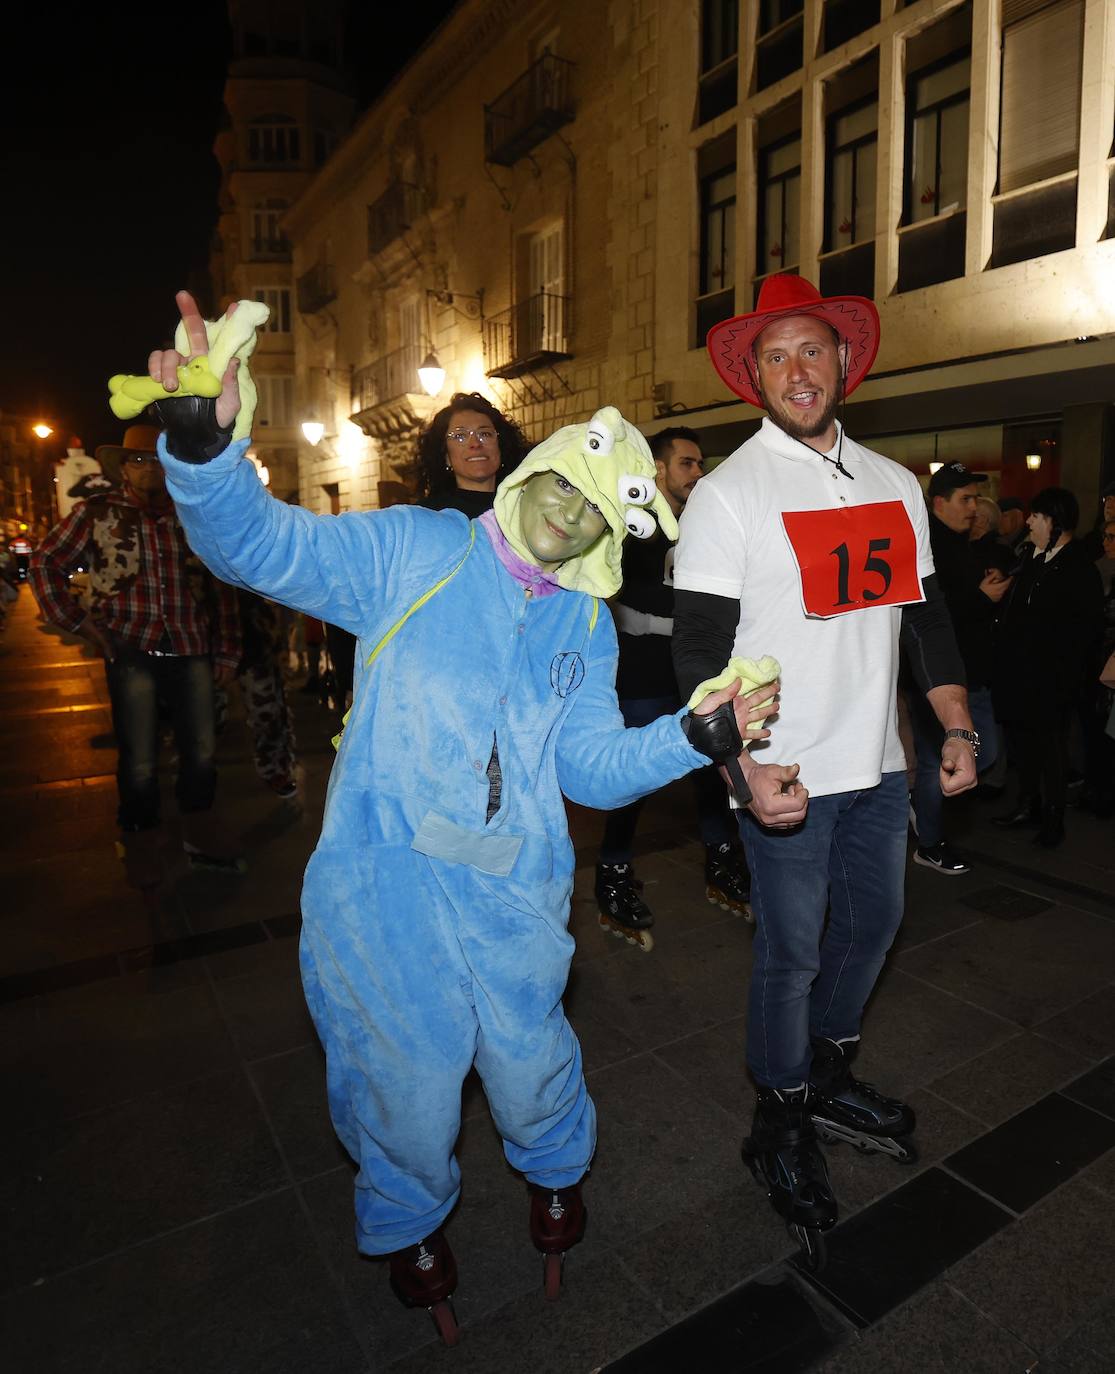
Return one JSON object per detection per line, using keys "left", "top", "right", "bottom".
{"left": 32, "top": 423, "right": 53, "bottom": 439}
{"left": 301, "top": 421, "right": 325, "bottom": 447}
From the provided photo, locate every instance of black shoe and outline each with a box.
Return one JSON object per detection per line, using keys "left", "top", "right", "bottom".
{"left": 913, "top": 841, "right": 969, "bottom": 875}
{"left": 992, "top": 800, "right": 1042, "bottom": 828}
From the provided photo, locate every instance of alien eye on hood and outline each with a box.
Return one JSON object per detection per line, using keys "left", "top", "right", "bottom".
{"left": 624, "top": 507, "right": 655, "bottom": 539}
{"left": 585, "top": 419, "right": 615, "bottom": 455}
{"left": 619, "top": 474, "right": 654, "bottom": 507}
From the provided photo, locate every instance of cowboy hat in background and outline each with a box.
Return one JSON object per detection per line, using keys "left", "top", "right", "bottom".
{"left": 94, "top": 424, "right": 161, "bottom": 487}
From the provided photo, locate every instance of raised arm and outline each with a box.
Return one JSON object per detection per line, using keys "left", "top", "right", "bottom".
{"left": 147, "top": 291, "right": 408, "bottom": 634}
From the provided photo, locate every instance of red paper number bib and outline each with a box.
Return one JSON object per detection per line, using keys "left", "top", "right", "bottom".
{"left": 781, "top": 500, "right": 923, "bottom": 619}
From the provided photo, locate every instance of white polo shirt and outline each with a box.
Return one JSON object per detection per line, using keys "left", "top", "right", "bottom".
{"left": 674, "top": 417, "right": 935, "bottom": 799}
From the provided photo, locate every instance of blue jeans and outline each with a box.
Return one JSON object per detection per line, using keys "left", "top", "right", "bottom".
{"left": 599, "top": 695, "right": 735, "bottom": 863}
{"left": 910, "top": 686, "right": 998, "bottom": 847}
{"left": 739, "top": 770, "right": 908, "bottom": 1088}
{"left": 104, "top": 646, "right": 218, "bottom": 831}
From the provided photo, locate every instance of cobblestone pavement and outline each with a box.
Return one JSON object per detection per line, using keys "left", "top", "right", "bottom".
{"left": 2, "top": 588, "right": 1113, "bottom": 1373}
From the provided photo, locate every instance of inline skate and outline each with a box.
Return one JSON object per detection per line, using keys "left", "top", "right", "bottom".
{"left": 743, "top": 1084, "right": 837, "bottom": 1271}
{"left": 808, "top": 1036, "right": 917, "bottom": 1164}
{"left": 529, "top": 1181, "right": 587, "bottom": 1299}
{"left": 595, "top": 862, "right": 654, "bottom": 951}
{"left": 705, "top": 840, "right": 753, "bottom": 922}
{"left": 387, "top": 1229, "right": 460, "bottom": 1346}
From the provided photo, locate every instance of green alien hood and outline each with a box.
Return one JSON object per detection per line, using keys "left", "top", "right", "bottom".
{"left": 494, "top": 406, "right": 678, "bottom": 599}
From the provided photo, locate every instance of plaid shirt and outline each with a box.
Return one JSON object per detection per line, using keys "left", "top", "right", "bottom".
{"left": 29, "top": 490, "right": 241, "bottom": 668}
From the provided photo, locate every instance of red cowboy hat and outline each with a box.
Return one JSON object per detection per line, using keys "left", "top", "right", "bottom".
{"left": 706, "top": 274, "right": 880, "bottom": 410}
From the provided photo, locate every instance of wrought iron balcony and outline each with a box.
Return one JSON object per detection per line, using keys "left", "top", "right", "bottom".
{"left": 484, "top": 293, "right": 571, "bottom": 378}
{"left": 351, "top": 344, "right": 425, "bottom": 414}
{"left": 367, "top": 182, "right": 428, "bottom": 257}
{"left": 484, "top": 54, "right": 575, "bottom": 167}
{"left": 296, "top": 263, "right": 336, "bottom": 315}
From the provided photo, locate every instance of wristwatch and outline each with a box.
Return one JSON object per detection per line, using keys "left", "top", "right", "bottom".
{"left": 944, "top": 728, "right": 980, "bottom": 758}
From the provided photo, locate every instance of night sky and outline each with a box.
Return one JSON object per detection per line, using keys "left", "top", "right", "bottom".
{"left": 0, "top": 1, "right": 459, "bottom": 454}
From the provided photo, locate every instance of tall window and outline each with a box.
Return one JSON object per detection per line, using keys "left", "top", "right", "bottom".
{"left": 757, "top": 1, "right": 803, "bottom": 89}
{"left": 999, "top": 0, "right": 1083, "bottom": 194}
{"left": 254, "top": 287, "right": 291, "bottom": 333}
{"left": 700, "top": 169, "right": 735, "bottom": 294}
{"left": 907, "top": 56, "right": 970, "bottom": 223}
{"left": 247, "top": 116, "right": 301, "bottom": 166}
{"left": 251, "top": 199, "right": 290, "bottom": 257}
{"left": 758, "top": 136, "right": 800, "bottom": 278}
{"left": 696, "top": 138, "right": 735, "bottom": 343}
{"left": 825, "top": 102, "right": 877, "bottom": 250}
{"left": 399, "top": 297, "right": 421, "bottom": 348}
{"left": 702, "top": 0, "right": 738, "bottom": 69}
{"left": 256, "top": 375, "right": 294, "bottom": 429}
{"left": 699, "top": 1, "right": 739, "bottom": 124}
{"left": 528, "top": 223, "right": 567, "bottom": 354}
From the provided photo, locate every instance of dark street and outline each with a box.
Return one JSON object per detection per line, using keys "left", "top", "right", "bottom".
{"left": 2, "top": 587, "right": 1113, "bottom": 1372}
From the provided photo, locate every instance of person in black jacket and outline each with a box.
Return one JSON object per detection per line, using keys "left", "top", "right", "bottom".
{"left": 594, "top": 428, "right": 750, "bottom": 949}
{"left": 992, "top": 487, "right": 1105, "bottom": 846}
{"left": 908, "top": 463, "right": 1012, "bottom": 873}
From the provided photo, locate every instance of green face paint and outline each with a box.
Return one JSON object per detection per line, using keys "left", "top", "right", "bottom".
{"left": 518, "top": 471, "right": 608, "bottom": 570}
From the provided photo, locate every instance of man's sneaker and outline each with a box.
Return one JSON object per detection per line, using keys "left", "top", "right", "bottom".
{"left": 913, "top": 841, "right": 969, "bottom": 875}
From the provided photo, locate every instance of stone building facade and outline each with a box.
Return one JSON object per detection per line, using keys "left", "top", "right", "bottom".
{"left": 284, "top": 0, "right": 668, "bottom": 513}
{"left": 283, "top": 0, "right": 1115, "bottom": 520}
{"left": 655, "top": 0, "right": 1115, "bottom": 519}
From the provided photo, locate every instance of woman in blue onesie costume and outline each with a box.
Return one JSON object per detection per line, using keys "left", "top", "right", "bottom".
{"left": 144, "top": 292, "right": 773, "bottom": 1342}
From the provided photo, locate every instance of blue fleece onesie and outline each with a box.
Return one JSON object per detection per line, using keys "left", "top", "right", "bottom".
{"left": 160, "top": 432, "right": 709, "bottom": 1255}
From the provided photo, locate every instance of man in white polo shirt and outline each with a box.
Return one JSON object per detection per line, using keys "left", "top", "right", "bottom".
{"left": 672, "top": 274, "right": 977, "bottom": 1266}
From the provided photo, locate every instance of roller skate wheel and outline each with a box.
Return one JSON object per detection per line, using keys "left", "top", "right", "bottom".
{"left": 706, "top": 888, "right": 754, "bottom": 922}
{"left": 597, "top": 915, "right": 654, "bottom": 952}
{"left": 543, "top": 1251, "right": 564, "bottom": 1301}
{"left": 428, "top": 1300, "right": 459, "bottom": 1346}
{"left": 789, "top": 1223, "right": 827, "bottom": 1273}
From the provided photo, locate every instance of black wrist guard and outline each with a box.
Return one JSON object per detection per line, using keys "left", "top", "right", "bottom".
{"left": 682, "top": 700, "right": 743, "bottom": 761}
{"left": 150, "top": 395, "right": 234, "bottom": 464}
{"left": 682, "top": 701, "right": 753, "bottom": 806}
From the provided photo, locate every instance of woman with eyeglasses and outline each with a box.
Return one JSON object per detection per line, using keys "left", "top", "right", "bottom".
{"left": 416, "top": 391, "right": 529, "bottom": 516}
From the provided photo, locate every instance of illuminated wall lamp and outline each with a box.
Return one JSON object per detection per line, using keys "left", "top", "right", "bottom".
{"left": 928, "top": 462, "right": 943, "bottom": 475}
{"left": 417, "top": 351, "right": 446, "bottom": 398}
{"left": 301, "top": 421, "right": 325, "bottom": 447}
{"left": 1025, "top": 453, "right": 1042, "bottom": 471}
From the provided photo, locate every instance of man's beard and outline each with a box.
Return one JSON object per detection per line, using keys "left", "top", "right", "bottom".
{"left": 762, "top": 376, "right": 844, "bottom": 443}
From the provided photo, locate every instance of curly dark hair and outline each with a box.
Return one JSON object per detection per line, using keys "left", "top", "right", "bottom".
{"left": 415, "top": 392, "right": 530, "bottom": 502}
